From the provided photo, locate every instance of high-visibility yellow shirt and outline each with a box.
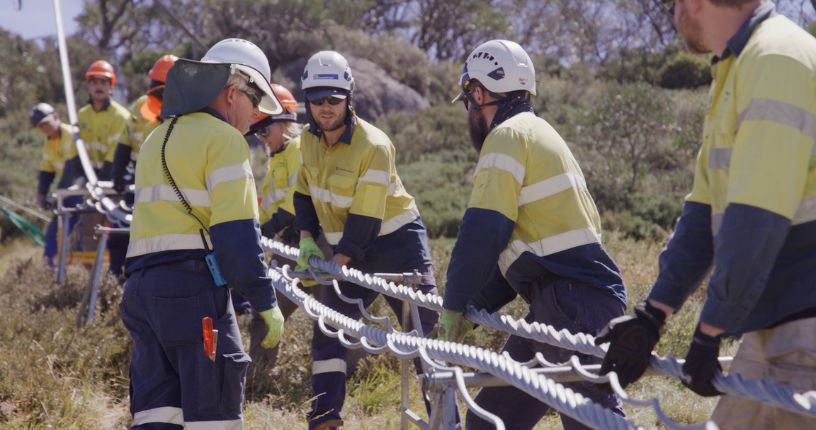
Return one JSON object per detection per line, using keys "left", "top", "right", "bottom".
{"left": 127, "top": 111, "right": 259, "bottom": 258}
{"left": 687, "top": 14, "right": 816, "bottom": 230}
{"left": 76, "top": 99, "right": 130, "bottom": 169}
{"left": 40, "top": 123, "right": 75, "bottom": 177}
{"left": 127, "top": 95, "right": 161, "bottom": 162}
{"left": 259, "top": 136, "right": 301, "bottom": 224}
{"left": 296, "top": 117, "right": 419, "bottom": 246}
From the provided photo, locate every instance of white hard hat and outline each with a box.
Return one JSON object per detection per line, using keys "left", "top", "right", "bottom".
{"left": 201, "top": 38, "right": 283, "bottom": 115}
{"left": 301, "top": 51, "right": 354, "bottom": 99}
{"left": 453, "top": 39, "right": 536, "bottom": 102}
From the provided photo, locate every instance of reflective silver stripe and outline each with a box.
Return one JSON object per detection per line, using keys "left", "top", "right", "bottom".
{"left": 288, "top": 172, "right": 298, "bottom": 187}
{"left": 312, "top": 358, "right": 346, "bottom": 375}
{"left": 358, "top": 169, "right": 390, "bottom": 186}
{"left": 127, "top": 233, "right": 211, "bottom": 257}
{"left": 52, "top": 162, "right": 65, "bottom": 171}
{"left": 738, "top": 98, "right": 816, "bottom": 142}
{"left": 518, "top": 172, "right": 587, "bottom": 206}
{"left": 131, "top": 150, "right": 139, "bottom": 161}
{"left": 88, "top": 141, "right": 109, "bottom": 153}
{"left": 474, "top": 153, "right": 525, "bottom": 184}
{"left": 324, "top": 231, "right": 343, "bottom": 245}
{"left": 185, "top": 419, "right": 243, "bottom": 430}
{"left": 206, "top": 160, "right": 253, "bottom": 192}
{"left": 793, "top": 195, "right": 816, "bottom": 225}
{"left": 263, "top": 188, "right": 288, "bottom": 209}
{"left": 381, "top": 205, "right": 420, "bottom": 236}
{"left": 309, "top": 185, "right": 353, "bottom": 208}
{"left": 708, "top": 148, "right": 731, "bottom": 170}
{"left": 133, "top": 406, "right": 184, "bottom": 426}
{"left": 135, "top": 184, "right": 211, "bottom": 207}
{"left": 107, "top": 132, "right": 122, "bottom": 144}
{"left": 498, "top": 228, "right": 600, "bottom": 275}
{"left": 711, "top": 212, "right": 724, "bottom": 236}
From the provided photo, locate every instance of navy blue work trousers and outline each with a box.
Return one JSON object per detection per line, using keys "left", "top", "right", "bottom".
{"left": 466, "top": 279, "right": 626, "bottom": 430}
{"left": 120, "top": 260, "right": 250, "bottom": 429}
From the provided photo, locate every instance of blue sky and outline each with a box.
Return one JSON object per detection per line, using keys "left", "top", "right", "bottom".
{"left": 0, "top": 0, "right": 83, "bottom": 39}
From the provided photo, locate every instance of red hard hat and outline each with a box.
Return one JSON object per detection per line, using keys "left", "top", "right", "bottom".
{"left": 85, "top": 60, "right": 116, "bottom": 85}
{"left": 148, "top": 54, "right": 178, "bottom": 83}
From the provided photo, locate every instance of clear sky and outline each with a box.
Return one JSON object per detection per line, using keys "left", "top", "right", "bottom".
{"left": 0, "top": 0, "right": 83, "bottom": 39}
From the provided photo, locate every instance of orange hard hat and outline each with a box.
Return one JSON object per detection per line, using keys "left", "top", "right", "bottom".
{"left": 85, "top": 60, "right": 116, "bottom": 85}
{"left": 271, "top": 83, "right": 297, "bottom": 115}
{"left": 247, "top": 83, "right": 298, "bottom": 135}
{"left": 148, "top": 54, "right": 178, "bottom": 83}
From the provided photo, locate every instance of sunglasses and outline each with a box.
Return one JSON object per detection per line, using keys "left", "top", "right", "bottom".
{"left": 309, "top": 96, "right": 345, "bottom": 106}
{"left": 238, "top": 86, "right": 262, "bottom": 108}
{"left": 255, "top": 126, "right": 272, "bottom": 138}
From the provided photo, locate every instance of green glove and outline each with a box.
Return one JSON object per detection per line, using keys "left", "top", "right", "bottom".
{"left": 437, "top": 309, "right": 473, "bottom": 342}
{"left": 259, "top": 306, "right": 285, "bottom": 349}
{"left": 296, "top": 236, "right": 325, "bottom": 270}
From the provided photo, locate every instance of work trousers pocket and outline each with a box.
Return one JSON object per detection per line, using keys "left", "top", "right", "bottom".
{"left": 220, "top": 352, "right": 251, "bottom": 416}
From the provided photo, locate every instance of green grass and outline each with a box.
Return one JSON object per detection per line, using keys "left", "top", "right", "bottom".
{"left": 0, "top": 237, "right": 727, "bottom": 429}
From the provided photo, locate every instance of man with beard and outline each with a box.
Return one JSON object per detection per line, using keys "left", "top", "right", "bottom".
{"left": 438, "top": 39, "right": 627, "bottom": 430}
{"left": 294, "top": 50, "right": 439, "bottom": 430}
{"left": 597, "top": 1, "right": 816, "bottom": 428}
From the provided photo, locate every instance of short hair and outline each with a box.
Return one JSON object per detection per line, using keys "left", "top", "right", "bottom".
{"left": 710, "top": 0, "right": 757, "bottom": 8}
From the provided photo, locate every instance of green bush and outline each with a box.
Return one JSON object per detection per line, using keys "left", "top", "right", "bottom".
{"left": 658, "top": 52, "right": 712, "bottom": 89}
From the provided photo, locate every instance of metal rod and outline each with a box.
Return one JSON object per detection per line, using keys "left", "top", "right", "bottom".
{"left": 401, "top": 301, "right": 411, "bottom": 430}
{"left": 86, "top": 229, "right": 110, "bottom": 325}
{"left": 0, "top": 195, "right": 50, "bottom": 222}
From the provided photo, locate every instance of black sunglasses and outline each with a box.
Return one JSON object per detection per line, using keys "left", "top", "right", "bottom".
{"left": 238, "top": 87, "right": 261, "bottom": 108}
{"left": 309, "top": 96, "right": 345, "bottom": 106}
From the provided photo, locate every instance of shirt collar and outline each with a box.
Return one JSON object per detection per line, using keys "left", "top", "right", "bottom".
{"left": 307, "top": 113, "right": 356, "bottom": 145}
{"left": 714, "top": 1, "right": 776, "bottom": 63}
{"left": 198, "top": 106, "right": 227, "bottom": 123}
{"left": 89, "top": 98, "right": 111, "bottom": 112}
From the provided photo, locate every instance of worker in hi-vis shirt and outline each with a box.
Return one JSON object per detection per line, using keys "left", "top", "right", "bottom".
{"left": 293, "top": 50, "right": 439, "bottom": 430}
{"left": 121, "top": 38, "right": 285, "bottom": 429}
{"left": 439, "top": 40, "right": 627, "bottom": 430}
{"left": 29, "top": 102, "right": 76, "bottom": 267}
{"left": 597, "top": 2, "right": 816, "bottom": 429}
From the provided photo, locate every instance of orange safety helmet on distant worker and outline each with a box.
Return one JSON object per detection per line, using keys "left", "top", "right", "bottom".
{"left": 85, "top": 60, "right": 117, "bottom": 85}
{"left": 147, "top": 54, "right": 179, "bottom": 83}
{"left": 140, "top": 54, "right": 178, "bottom": 122}
{"left": 247, "top": 83, "right": 298, "bottom": 134}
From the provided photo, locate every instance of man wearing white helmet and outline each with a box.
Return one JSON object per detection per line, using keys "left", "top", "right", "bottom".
{"left": 120, "top": 38, "right": 285, "bottom": 429}
{"left": 438, "top": 40, "right": 627, "bottom": 429}
{"left": 294, "top": 50, "right": 440, "bottom": 430}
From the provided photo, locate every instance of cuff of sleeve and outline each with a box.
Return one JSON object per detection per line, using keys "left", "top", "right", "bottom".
{"left": 336, "top": 239, "right": 365, "bottom": 262}
{"left": 647, "top": 278, "right": 687, "bottom": 311}
{"left": 240, "top": 280, "right": 276, "bottom": 313}
{"left": 700, "top": 296, "right": 746, "bottom": 333}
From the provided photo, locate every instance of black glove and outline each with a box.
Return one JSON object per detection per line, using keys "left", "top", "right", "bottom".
{"left": 260, "top": 219, "right": 277, "bottom": 239}
{"left": 595, "top": 301, "right": 666, "bottom": 388}
{"left": 681, "top": 325, "right": 723, "bottom": 397}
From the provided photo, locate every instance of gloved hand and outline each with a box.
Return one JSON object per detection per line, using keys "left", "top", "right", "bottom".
{"left": 437, "top": 309, "right": 473, "bottom": 342}
{"left": 296, "top": 236, "right": 325, "bottom": 270}
{"left": 595, "top": 301, "right": 666, "bottom": 388}
{"left": 259, "top": 306, "right": 285, "bottom": 349}
{"left": 681, "top": 325, "right": 723, "bottom": 397}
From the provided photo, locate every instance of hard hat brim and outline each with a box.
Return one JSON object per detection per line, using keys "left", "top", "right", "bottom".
{"left": 305, "top": 87, "right": 348, "bottom": 101}
{"left": 232, "top": 64, "right": 283, "bottom": 115}
{"left": 139, "top": 94, "right": 162, "bottom": 122}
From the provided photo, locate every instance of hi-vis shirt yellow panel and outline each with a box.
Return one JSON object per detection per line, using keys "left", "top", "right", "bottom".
{"left": 260, "top": 136, "right": 301, "bottom": 224}
{"left": 127, "top": 112, "right": 259, "bottom": 258}
{"left": 468, "top": 112, "right": 604, "bottom": 276}
{"left": 40, "top": 123, "right": 76, "bottom": 176}
{"left": 296, "top": 117, "right": 419, "bottom": 245}
{"left": 76, "top": 100, "right": 130, "bottom": 169}
{"left": 127, "top": 95, "right": 160, "bottom": 162}
{"left": 687, "top": 15, "right": 816, "bottom": 233}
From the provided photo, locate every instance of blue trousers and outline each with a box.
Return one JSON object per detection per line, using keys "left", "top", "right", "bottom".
{"left": 120, "top": 260, "right": 249, "bottom": 429}
{"left": 466, "top": 279, "right": 626, "bottom": 430}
